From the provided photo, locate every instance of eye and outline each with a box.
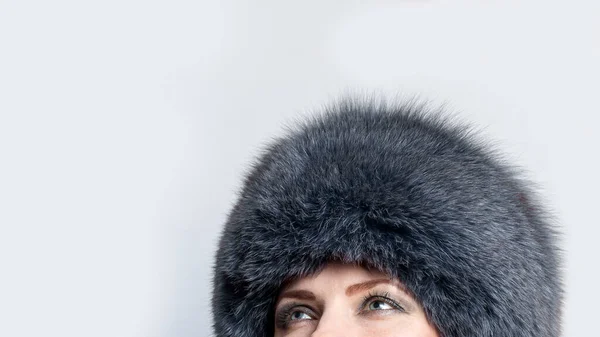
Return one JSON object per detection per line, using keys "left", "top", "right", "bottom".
{"left": 289, "top": 311, "right": 312, "bottom": 321}
{"left": 275, "top": 304, "right": 316, "bottom": 329}
{"left": 367, "top": 299, "right": 394, "bottom": 311}
{"left": 360, "top": 290, "right": 405, "bottom": 314}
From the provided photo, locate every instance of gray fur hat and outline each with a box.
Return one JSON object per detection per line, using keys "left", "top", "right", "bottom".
{"left": 211, "top": 99, "right": 563, "bottom": 337}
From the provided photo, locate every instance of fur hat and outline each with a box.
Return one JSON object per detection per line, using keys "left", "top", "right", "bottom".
{"left": 211, "top": 99, "right": 563, "bottom": 337}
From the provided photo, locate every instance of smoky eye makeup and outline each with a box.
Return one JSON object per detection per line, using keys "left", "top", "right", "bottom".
{"left": 360, "top": 287, "right": 417, "bottom": 315}
{"left": 359, "top": 290, "right": 404, "bottom": 312}
{"left": 274, "top": 280, "right": 419, "bottom": 330}
{"left": 274, "top": 301, "right": 318, "bottom": 329}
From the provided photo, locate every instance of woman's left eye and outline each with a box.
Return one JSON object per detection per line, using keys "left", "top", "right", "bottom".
{"left": 367, "top": 299, "right": 394, "bottom": 311}
{"left": 360, "top": 292, "right": 404, "bottom": 314}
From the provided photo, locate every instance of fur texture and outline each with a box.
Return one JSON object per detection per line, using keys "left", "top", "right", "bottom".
{"left": 211, "top": 99, "right": 563, "bottom": 337}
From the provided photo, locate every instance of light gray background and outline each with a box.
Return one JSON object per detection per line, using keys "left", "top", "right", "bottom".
{"left": 0, "top": 1, "right": 598, "bottom": 336}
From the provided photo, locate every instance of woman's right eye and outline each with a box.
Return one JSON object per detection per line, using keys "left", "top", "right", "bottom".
{"left": 275, "top": 304, "right": 316, "bottom": 329}
{"left": 289, "top": 311, "right": 312, "bottom": 321}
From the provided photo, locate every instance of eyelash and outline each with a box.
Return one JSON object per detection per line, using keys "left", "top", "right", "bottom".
{"left": 275, "top": 291, "right": 405, "bottom": 329}
{"left": 275, "top": 302, "right": 311, "bottom": 329}
{"left": 360, "top": 290, "right": 405, "bottom": 313}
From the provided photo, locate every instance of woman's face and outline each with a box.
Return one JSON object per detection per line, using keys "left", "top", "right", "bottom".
{"left": 273, "top": 262, "right": 439, "bottom": 337}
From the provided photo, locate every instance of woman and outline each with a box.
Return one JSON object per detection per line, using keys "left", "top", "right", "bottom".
{"left": 211, "top": 99, "right": 563, "bottom": 336}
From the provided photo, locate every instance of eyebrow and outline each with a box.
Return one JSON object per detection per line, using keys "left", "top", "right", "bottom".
{"left": 345, "top": 278, "right": 403, "bottom": 296}
{"left": 277, "top": 289, "right": 317, "bottom": 302}
{"left": 277, "top": 278, "right": 408, "bottom": 303}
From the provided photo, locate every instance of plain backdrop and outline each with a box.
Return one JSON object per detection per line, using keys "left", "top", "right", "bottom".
{"left": 0, "top": 1, "right": 598, "bottom": 336}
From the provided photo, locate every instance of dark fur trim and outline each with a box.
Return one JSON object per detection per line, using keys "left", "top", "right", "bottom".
{"left": 211, "top": 98, "right": 563, "bottom": 336}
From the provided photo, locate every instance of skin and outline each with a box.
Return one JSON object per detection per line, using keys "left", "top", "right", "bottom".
{"left": 273, "top": 262, "right": 440, "bottom": 337}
